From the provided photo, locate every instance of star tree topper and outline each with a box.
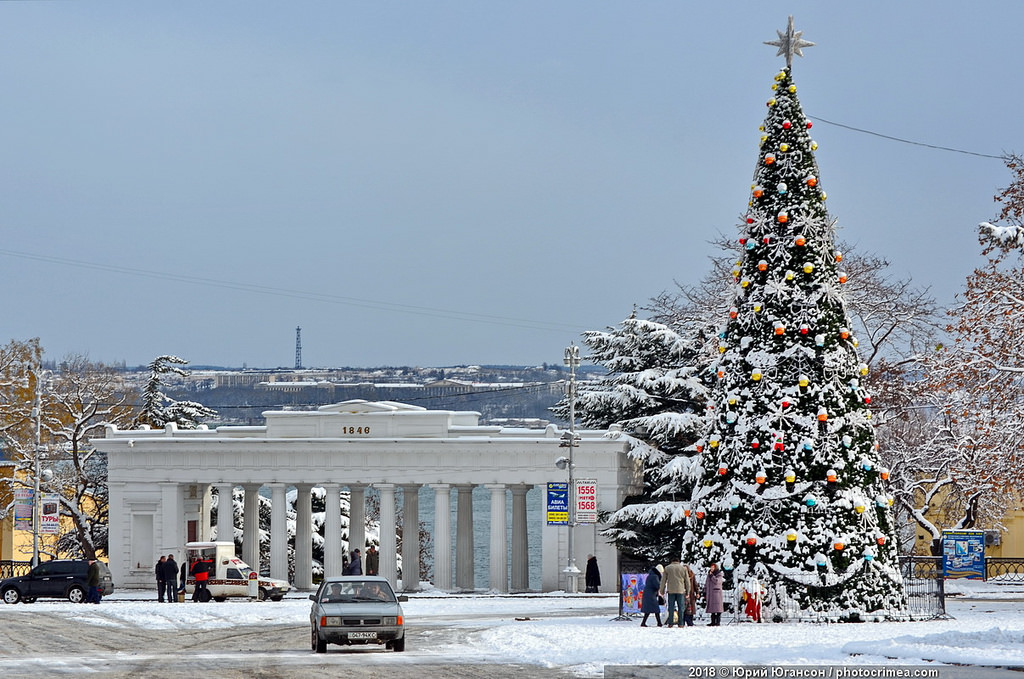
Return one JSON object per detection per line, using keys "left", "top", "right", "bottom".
{"left": 765, "top": 15, "right": 815, "bottom": 68}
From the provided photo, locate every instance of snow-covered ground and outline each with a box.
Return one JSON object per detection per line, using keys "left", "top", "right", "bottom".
{"left": 3, "top": 579, "right": 1022, "bottom": 676}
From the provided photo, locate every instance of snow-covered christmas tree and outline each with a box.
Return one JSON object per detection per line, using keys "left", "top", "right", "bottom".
{"left": 552, "top": 309, "right": 708, "bottom": 562}
{"left": 679, "top": 18, "right": 907, "bottom": 620}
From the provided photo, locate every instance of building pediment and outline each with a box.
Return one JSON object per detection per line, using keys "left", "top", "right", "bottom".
{"left": 263, "top": 400, "right": 479, "bottom": 438}
{"left": 316, "top": 400, "right": 425, "bottom": 414}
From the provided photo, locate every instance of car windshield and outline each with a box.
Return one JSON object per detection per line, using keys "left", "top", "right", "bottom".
{"left": 320, "top": 581, "right": 394, "bottom": 603}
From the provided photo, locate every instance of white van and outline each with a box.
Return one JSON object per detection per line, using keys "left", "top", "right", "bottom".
{"left": 183, "top": 541, "right": 291, "bottom": 602}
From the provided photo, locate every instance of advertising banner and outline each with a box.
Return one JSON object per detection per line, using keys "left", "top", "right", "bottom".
{"left": 14, "top": 488, "right": 33, "bottom": 530}
{"left": 546, "top": 482, "right": 568, "bottom": 525}
{"left": 39, "top": 493, "right": 61, "bottom": 535}
{"left": 621, "top": 572, "right": 649, "bottom": 614}
{"left": 942, "top": 529, "right": 985, "bottom": 579}
{"left": 575, "top": 479, "right": 598, "bottom": 524}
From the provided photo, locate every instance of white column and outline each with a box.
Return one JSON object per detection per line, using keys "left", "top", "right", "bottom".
{"left": 486, "top": 484, "right": 508, "bottom": 593}
{"left": 199, "top": 484, "right": 213, "bottom": 542}
{"left": 510, "top": 484, "right": 531, "bottom": 592}
{"left": 268, "top": 483, "right": 288, "bottom": 582}
{"left": 376, "top": 483, "right": 398, "bottom": 589}
{"left": 323, "top": 483, "right": 344, "bottom": 577}
{"left": 108, "top": 481, "right": 126, "bottom": 586}
{"left": 295, "top": 483, "right": 314, "bottom": 590}
{"left": 215, "top": 483, "right": 235, "bottom": 544}
{"left": 159, "top": 482, "right": 183, "bottom": 555}
{"left": 456, "top": 484, "right": 475, "bottom": 591}
{"left": 430, "top": 484, "right": 452, "bottom": 591}
{"left": 242, "top": 484, "right": 262, "bottom": 574}
{"left": 400, "top": 485, "right": 420, "bottom": 591}
{"left": 348, "top": 484, "right": 367, "bottom": 558}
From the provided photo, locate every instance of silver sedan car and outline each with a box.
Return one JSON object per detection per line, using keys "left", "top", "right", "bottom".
{"left": 309, "top": 576, "right": 407, "bottom": 653}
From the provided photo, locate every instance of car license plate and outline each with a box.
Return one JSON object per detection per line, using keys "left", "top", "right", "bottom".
{"left": 348, "top": 632, "right": 377, "bottom": 640}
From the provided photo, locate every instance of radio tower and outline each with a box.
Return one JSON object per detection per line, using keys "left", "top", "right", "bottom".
{"left": 294, "top": 326, "right": 303, "bottom": 370}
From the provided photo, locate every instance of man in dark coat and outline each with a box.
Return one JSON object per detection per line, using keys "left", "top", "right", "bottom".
{"left": 365, "top": 545, "right": 379, "bottom": 576}
{"left": 585, "top": 554, "right": 601, "bottom": 593}
{"left": 155, "top": 556, "right": 167, "bottom": 602}
{"left": 162, "top": 554, "right": 179, "bottom": 603}
{"left": 86, "top": 559, "right": 102, "bottom": 604}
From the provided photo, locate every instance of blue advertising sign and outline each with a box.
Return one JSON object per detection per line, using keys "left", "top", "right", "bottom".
{"left": 546, "top": 482, "right": 568, "bottom": 525}
{"left": 620, "top": 572, "right": 664, "bottom": 615}
{"left": 942, "top": 529, "right": 986, "bottom": 579}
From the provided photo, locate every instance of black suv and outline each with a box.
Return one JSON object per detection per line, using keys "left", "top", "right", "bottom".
{"left": 0, "top": 559, "right": 114, "bottom": 604}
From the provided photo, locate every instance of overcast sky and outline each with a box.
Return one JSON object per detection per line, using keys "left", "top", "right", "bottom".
{"left": 1, "top": 2, "right": 1018, "bottom": 369}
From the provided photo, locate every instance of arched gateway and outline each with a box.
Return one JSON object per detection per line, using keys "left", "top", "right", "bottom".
{"left": 94, "top": 400, "right": 641, "bottom": 592}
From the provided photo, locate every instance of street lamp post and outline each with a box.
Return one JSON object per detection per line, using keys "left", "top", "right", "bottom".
{"left": 29, "top": 368, "right": 43, "bottom": 568}
{"left": 561, "top": 345, "right": 581, "bottom": 593}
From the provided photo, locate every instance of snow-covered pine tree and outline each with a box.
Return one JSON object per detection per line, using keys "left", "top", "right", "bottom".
{"left": 139, "top": 355, "right": 217, "bottom": 429}
{"left": 552, "top": 310, "right": 709, "bottom": 562}
{"left": 679, "top": 20, "right": 906, "bottom": 620}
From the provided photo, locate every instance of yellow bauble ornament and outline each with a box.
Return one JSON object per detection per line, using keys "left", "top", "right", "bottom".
{"left": 788, "top": 85, "right": 796, "bottom": 93}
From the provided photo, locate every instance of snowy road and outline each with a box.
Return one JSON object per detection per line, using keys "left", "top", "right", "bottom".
{"left": 0, "top": 594, "right": 597, "bottom": 679}
{"left": 0, "top": 588, "right": 1021, "bottom": 678}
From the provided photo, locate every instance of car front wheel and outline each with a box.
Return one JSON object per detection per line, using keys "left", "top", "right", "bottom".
{"left": 312, "top": 628, "right": 326, "bottom": 653}
{"left": 392, "top": 636, "right": 406, "bottom": 652}
{"left": 67, "top": 585, "right": 86, "bottom": 604}
{"left": 2, "top": 588, "right": 21, "bottom": 604}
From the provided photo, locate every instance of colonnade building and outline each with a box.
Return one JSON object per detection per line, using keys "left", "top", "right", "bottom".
{"left": 93, "top": 400, "right": 641, "bottom": 592}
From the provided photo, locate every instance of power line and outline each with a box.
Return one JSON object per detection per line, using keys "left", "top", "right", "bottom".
{"left": 0, "top": 248, "right": 583, "bottom": 334}
{"left": 810, "top": 115, "right": 1005, "bottom": 160}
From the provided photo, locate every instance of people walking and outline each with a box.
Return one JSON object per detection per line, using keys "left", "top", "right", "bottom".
{"left": 191, "top": 554, "right": 213, "bottom": 601}
{"left": 365, "top": 545, "right": 379, "bottom": 576}
{"left": 86, "top": 559, "right": 102, "bottom": 604}
{"left": 162, "top": 554, "right": 179, "bottom": 603}
{"left": 705, "top": 562, "right": 724, "bottom": 626}
{"left": 179, "top": 559, "right": 188, "bottom": 595}
{"left": 155, "top": 555, "right": 167, "bottom": 602}
{"left": 660, "top": 557, "right": 691, "bottom": 628}
{"left": 640, "top": 564, "right": 664, "bottom": 627}
{"left": 683, "top": 562, "right": 699, "bottom": 626}
{"left": 585, "top": 554, "right": 601, "bottom": 593}
{"left": 344, "top": 548, "right": 362, "bottom": 575}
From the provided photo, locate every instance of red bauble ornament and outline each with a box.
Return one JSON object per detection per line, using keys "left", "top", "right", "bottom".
{"left": 782, "top": 121, "right": 792, "bottom": 129}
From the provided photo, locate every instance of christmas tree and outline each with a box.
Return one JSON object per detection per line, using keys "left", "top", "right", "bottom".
{"left": 552, "top": 309, "right": 708, "bottom": 562}
{"left": 678, "top": 18, "right": 907, "bottom": 620}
